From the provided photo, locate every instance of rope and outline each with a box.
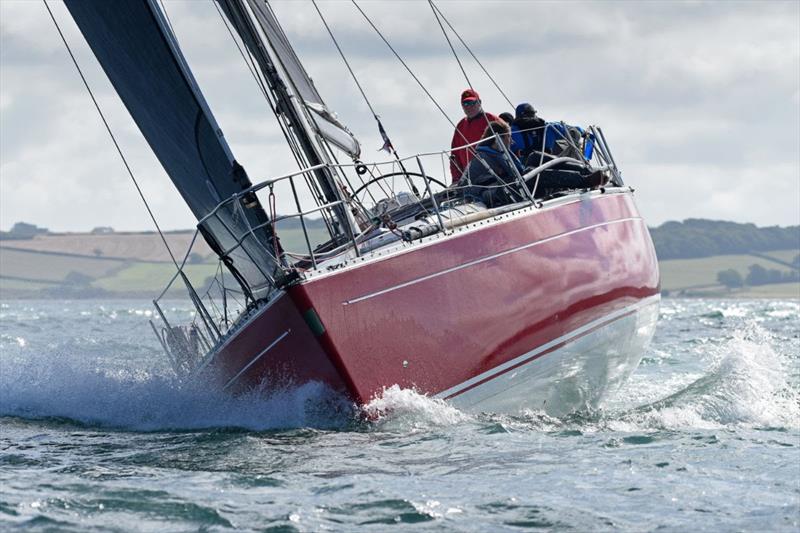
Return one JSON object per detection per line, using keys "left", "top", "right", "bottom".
{"left": 211, "top": 0, "right": 270, "bottom": 102}
{"left": 214, "top": 0, "right": 331, "bottom": 221}
{"left": 43, "top": 0, "right": 180, "bottom": 269}
{"left": 316, "top": 1, "right": 421, "bottom": 196}
{"left": 431, "top": 1, "right": 514, "bottom": 108}
{"left": 428, "top": 0, "right": 472, "bottom": 89}
{"left": 268, "top": 185, "right": 281, "bottom": 264}
{"left": 313, "top": 0, "right": 378, "bottom": 120}
{"left": 351, "top": 0, "right": 491, "bottom": 184}
{"left": 157, "top": 0, "right": 176, "bottom": 36}
{"left": 352, "top": 0, "right": 458, "bottom": 130}
{"left": 426, "top": 0, "right": 500, "bottom": 184}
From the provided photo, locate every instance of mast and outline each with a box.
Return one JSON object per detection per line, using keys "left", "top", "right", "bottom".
{"left": 216, "top": 0, "right": 358, "bottom": 238}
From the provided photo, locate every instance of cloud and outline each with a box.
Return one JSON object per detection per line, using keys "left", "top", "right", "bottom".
{"left": 1, "top": 0, "right": 798, "bottom": 232}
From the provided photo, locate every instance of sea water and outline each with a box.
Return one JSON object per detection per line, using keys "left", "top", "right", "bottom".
{"left": 0, "top": 299, "right": 798, "bottom": 531}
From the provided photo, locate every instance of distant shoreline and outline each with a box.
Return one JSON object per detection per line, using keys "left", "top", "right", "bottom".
{"left": 663, "top": 284, "right": 800, "bottom": 300}
{"left": 2, "top": 286, "right": 798, "bottom": 301}
{"left": 2, "top": 225, "right": 798, "bottom": 302}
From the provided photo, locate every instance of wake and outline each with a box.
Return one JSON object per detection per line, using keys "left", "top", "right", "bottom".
{"left": 0, "top": 351, "right": 353, "bottom": 432}
{"left": 2, "top": 319, "right": 796, "bottom": 434}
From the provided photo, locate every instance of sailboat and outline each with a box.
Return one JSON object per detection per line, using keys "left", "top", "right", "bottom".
{"left": 61, "top": 0, "right": 660, "bottom": 415}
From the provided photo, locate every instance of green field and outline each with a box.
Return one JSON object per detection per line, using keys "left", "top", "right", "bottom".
{"left": 2, "top": 231, "right": 798, "bottom": 298}
{"left": 659, "top": 252, "right": 797, "bottom": 291}
{"left": 272, "top": 226, "right": 330, "bottom": 255}
{"left": 734, "top": 282, "right": 800, "bottom": 298}
{"left": 0, "top": 277, "right": 56, "bottom": 291}
{"left": 90, "top": 227, "right": 331, "bottom": 293}
{"left": 92, "top": 262, "right": 219, "bottom": 292}
{"left": 0, "top": 248, "right": 126, "bottom": 282}
{"left": 0, "top": 227, "right": 332, "bottom": 296}
{"left": 758, "top": 249, "right": 800, "bottom": 264}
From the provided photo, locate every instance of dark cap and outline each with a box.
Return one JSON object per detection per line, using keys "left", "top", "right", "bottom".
{"left": 499, "top": 112, "right": 514, "bottom": 125}
{"left": 515, "top": 102, "right": 536, "bottom": 119}
{"left": 514, "top": 102, "right": 536, "bottom": 118}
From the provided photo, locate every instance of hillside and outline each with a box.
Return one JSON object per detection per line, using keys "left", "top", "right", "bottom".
{"left": 1, "top": 219, "right": 798, "bottom": 299}
{"left": 1, "top": 232, "right": 213, "bottom": 262}
{"left": 0, "top": 226, "right": 328, "bottom": 298}
{"left": 660, "top": 250, "right": 799, "bottom": 298}
{"left": 651, "top": 219, "right": 800, "bottom": 298}
{"left": 0, "top": 218, "right": 329, "bottom": 263}
{"left": 650, "top": 219, "right": 800, "bottom": 260}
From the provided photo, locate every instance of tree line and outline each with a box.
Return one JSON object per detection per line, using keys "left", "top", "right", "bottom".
{"left": 717, "top": 260, "right": 800, "bottom": 289}
{"left": 650, "top": 219, "right": 800, "bottom": 260}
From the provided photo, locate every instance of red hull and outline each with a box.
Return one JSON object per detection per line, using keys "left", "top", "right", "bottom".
{"left": 209, "top": 191, "right": 660, "bottom": 408}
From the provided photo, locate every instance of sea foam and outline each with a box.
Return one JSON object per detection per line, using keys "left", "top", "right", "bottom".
{"left": 0, "top": 348, "right": 352, "bottom": 431}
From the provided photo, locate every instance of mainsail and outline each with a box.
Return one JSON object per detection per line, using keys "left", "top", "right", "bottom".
{"left": 64, "top": 0, "right": 278, "bottom": 299}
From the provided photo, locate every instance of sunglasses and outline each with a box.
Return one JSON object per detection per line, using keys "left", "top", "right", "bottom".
{"left": 461, "top": 100, "right": 479, "bottom": 107}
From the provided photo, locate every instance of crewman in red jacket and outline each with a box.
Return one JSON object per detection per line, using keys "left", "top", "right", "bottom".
{"left": 450, "top": 89, "right": 499, "bottom": 183}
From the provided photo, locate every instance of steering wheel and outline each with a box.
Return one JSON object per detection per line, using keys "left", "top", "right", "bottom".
{"left": 351, "top": 171, "right": 448, "bottom": 198}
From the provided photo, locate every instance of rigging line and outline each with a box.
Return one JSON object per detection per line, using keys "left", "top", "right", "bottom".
{"left": 314, "top": 0, "right": 416, "bottom": 196}
{"left": 233, "top": 1, "right": 335, "bottom": 225}
{"left": 431, "top": 1, "right": 513, "bottom": 108}
{"left": 427, "top": 0, "right": 500, "bottom": 185}
{"left": 351, "top": 0, "right": 457, "bottom": 130}
{"left": 43, "top": 0, "right": 180, "bottom": 269}
{"left": 157, "top": 0, "right": 176, "bottom": 36}
{"left": 427, "top": 0, "right": 472, "bottom": 90}
{"left": 351, "top": 0, "right": 486, "bottom": 177}
{"left": 214, "top": 1, "right": 328, "bottom": 217}
{"left": 211, "top": 0, "right": 269, "bottom": 102}
{"left": 312, "top": 0, "right": 377, "bottom": 119}
{"left": 212, "top": 0, "right": 295, "bottom": 164}
{"left": 215, "top": 0, "right": 320, "bottom": 200}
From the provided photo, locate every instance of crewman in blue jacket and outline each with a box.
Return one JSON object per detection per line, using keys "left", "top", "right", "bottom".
{"left": 511, "top": 103, "right": 595, "bottom": 164}
{"left": 459, "top": 119, "right": 607, "bottom": 205}
{"left": 510, "top": 103, "right": 545, "bottom": 163}
{"left": 459, "top": 121, "right": 525, "bottom": 207}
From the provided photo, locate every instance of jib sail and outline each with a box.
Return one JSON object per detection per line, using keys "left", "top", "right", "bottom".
{"left": 64, "top": 0, "right": 278, "bottom": 299}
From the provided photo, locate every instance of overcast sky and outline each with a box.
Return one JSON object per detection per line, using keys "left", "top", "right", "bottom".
{"left": 1, "top": 0, "right": 798, "bottom": 232}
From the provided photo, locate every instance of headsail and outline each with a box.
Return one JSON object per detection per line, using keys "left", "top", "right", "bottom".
{"left": 64, "top": 0, "right": 278, "bottom": 299}
{"left": 245, "top": 0, "right": 361, "bottom": 159}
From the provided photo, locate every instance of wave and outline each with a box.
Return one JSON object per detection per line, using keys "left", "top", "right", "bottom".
{"left": 0, "top": 351, "right": 354, "bottom": 432}
{"left": 608, "top": 321, "right": 799, "bottom": 431}
{"left": 2, "top": 310, "right": 796, "bottom": 434}
{"left": 363, "top": 320, "right": 799, "bottom": 434}
{"left": 362, "top": 385, "right": 472, "bottom": 430}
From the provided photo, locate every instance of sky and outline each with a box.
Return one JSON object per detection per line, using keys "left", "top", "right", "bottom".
{"left": 1, "top": 0, "right": 798, "bottom": 232}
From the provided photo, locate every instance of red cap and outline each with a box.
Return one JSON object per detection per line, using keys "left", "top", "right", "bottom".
{"left": 461, "top": 89, "right": 480, "bottom": 102}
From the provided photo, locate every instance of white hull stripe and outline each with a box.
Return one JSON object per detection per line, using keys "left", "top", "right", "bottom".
{"left": 223, "top": 329, "right": 291, "bottom": 390}
{"left": 434, "top": 294, "right": 661, "bottom": 400}
{"left": 344, "top": 217, "right": 641, "bottom": 306}
{"left": 190, "top": 291, "right": 287, "bottom": 381}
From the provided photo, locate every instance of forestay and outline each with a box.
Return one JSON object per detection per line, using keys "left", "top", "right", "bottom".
{"left": 64, "top": 0, "right": 279, "bottom": 300}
